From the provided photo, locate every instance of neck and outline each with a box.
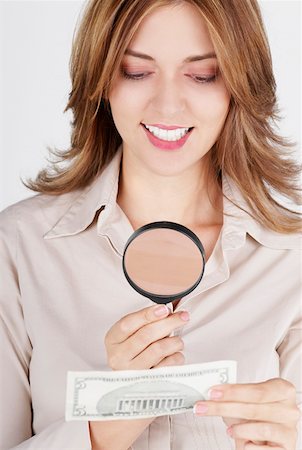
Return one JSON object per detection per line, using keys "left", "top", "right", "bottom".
{"left": 117, "top": 150, "right": 223, "bottom": 230}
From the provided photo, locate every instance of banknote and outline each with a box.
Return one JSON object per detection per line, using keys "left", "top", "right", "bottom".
{"left": 65, "top": 360, "right": 237, "bottom": 421}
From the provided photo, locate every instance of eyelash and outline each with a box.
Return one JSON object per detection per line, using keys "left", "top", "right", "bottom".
{"left": 121, "top": 70, "right": 217, "bottom": 84}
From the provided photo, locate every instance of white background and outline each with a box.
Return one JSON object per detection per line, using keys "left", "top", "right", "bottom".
{"left": 0, "top": 0, "right": 301, "bottom": 211}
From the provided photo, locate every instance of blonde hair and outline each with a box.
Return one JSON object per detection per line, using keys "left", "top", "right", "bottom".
{"left": 23, "top": 0, "right": 301, "bottom": 233}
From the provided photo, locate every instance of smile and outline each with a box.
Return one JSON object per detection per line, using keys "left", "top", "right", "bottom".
{"left": 142, "top": 123, "right": 193, "bottom": 142}
{"left": 141, "top": 123, "right": 194, "bottom": 151}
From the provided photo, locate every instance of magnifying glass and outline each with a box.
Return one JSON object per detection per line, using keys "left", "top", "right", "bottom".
{"left": 122, "top": 221, "right": 206, "bottom": 305}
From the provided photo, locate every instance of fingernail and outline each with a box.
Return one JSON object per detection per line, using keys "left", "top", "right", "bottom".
{"left": 180, "top": 311, "right": 190, "bottom": 321}
{"left": 193, "top": 403, "right": 208, "bottom": 415}
{"left": 154, "top": 305, "right": 169, "bottom": 317}
{"left": 208, "top": 389, "right": 223, "bottom": 400}
{"left": 166, "top": 304, "right": 173, "bottom": 314}
{"left": 226, "top": 426, "right": 233, "bottom": 437}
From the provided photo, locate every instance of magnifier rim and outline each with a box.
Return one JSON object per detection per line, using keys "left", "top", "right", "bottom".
{"left": 122, "top": 221, "right": 206, "bottom": 303}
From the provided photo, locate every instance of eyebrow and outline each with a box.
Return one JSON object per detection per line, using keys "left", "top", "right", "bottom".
{"left": 124, "top": 48, "right": 217, "bottom": 63}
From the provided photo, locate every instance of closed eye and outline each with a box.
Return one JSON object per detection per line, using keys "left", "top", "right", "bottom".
{"left": 121, "top": 70, "right": 218, "bottom": 84}
{"left": 121, "top": 70, "right": 150, "bottom": 80}
{"left": 191, "top": 74, "right": 217, "bottom": 84}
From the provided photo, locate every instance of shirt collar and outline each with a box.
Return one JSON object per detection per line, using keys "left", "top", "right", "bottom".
{"left": 222, "top": 176, "right": 300, "bottom": 250}
{"left": 43, "top": 145, "right": 300, "bottom": 252}
{"left": 43, "top": 146, "right": 123, "bottom": 240}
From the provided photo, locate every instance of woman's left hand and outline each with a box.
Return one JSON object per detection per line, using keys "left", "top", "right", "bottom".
{"left": 193, "top": 378, "right": 300, "bottom": 449}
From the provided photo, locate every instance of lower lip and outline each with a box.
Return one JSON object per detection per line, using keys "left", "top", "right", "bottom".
{"left": 141, "top": 124, "right": 193, "bottom": 150}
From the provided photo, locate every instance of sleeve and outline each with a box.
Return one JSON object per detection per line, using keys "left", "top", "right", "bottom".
{"left": 277, "top": 316, "right": 302, "bottom": 450}
{"left": 0, "top": 206, "right": 92, "bottom": 450}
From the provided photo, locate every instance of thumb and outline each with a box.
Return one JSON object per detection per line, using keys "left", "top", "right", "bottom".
{"left": 223, "top": 418, "right": 247, "bottom": 450}
{"left": 223, "top": 418, "right": 265, "bottom": 448}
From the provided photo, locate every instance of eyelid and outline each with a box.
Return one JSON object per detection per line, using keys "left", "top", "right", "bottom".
{"left": 121, "top": 69, "right": 218, "bottom": 83}
{"left": 122, "top": 69, "right": 150, "bottom": 76}
{"left": 186, "top": 72, "right": 217, "bottom": 76}
{"left": 121, "top": 63, "right": 153, "bottom": 71}
{"left": 122, "top": 70, "right": 216, "bottom": 76}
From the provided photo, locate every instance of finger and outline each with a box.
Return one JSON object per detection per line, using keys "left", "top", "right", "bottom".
{"left": 153, "top": 352, "right": 185, "bottom": 368}
{"left": 233, "top": 439, "right": 246, "bottom": 450}
{"left": 229, "top": 421, "right": 293, "bottom": 448}
{"left": 105, "top": 304, "right": 171, "bottom": 344}
{"left": 194, "top": 401, "right": 299, "bottom": 424}
{"left": 248, "top": 443, "right": 267, "bottom": 447}
{"left": 129, "top": 337, "right": 184, "bottom": 369}
{"left": 223, "top": 417, "right": 249, "bottom": 428}
{"left": 244, "top": 444, "right": 282, "bottom": 450}
{"left": 208, "top": 379, "right": 297, "bottom": 404}
{"left": 124, "top": 313, "right": 189, "bottom": 359}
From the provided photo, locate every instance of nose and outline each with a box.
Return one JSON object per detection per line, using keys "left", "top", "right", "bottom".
{"left": 150, "top": 75, "right": 185, "bottom": 117}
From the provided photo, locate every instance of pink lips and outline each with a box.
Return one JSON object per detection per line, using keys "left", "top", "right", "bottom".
{"left": 141, "top": 123, "right": 193, "bottom": 151}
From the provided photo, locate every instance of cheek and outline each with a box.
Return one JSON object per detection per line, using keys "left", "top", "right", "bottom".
{"left": 193, "top": 87, "right": 230, "bottom": 127}
{"left": 109, "top": 83, "right": 147, "bottom": 118}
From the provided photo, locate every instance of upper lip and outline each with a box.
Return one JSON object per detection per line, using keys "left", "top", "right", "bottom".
{"left": 142, "top": 123, "right": 193, "bottom": 130}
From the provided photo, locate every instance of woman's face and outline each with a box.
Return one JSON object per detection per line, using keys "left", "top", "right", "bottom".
{"left": 109, "top": 2, "right": 230, "bottom": 176}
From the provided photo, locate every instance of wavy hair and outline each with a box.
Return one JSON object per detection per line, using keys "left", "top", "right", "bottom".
{"left": 23, "top": 0, "right": 301, "bottom": 233}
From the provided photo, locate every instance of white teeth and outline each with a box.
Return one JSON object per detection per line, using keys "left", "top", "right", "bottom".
{"left": 143, "top": 124, "right": 190, "bottom": 141}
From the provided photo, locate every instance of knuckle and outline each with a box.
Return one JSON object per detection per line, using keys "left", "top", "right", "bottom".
{"left": 150, "top": 338, "right": 183, "bottom": 361}
{"left": 176, "top": 337, "right": 184, "bottom": 350}
{"left": 274, "top": 378, "right": 295, "bottom": 397}
{"left": 165, "top": 337, "right": 183, "bottom": 355}
{"left": 173, "top": 352, "right": 185, "bottom": 365}
{"left": 253, "top": 386, "right": 266, "bottom": 402}
{"left": 118, "top": 317, "right": 130, "bottom": 335}
{"left": 137, "top": 326, "right": 153, "bottom": 347}
{"left": 144, "top": 307, "right": 154, "bottom": 323}
{"left": 107, "top": 353, "right": 120, "bottom": 370}
{"left": 260, "top": 423, "right": 272, "bottom": 440}
{"left": 247, "top": 405, "right": 258, "bottom": 420}
{"left": 290, "top": 405, "right": 301, "bottom": 423}
{"left": 150, "top": 340, "right": 165, "bottom": 358}
{"left": 285, "top": 381, "right": 296, "bottom": 398}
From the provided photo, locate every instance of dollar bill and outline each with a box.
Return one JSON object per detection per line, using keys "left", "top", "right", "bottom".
{"left": 65, "top": 360, "right": 237, "bottom": 421}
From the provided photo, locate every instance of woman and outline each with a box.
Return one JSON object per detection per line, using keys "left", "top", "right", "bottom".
{"left": 0, "top": 0, "right": 301, "bottom": 449}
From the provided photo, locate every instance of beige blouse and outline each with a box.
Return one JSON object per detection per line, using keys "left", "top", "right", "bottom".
{"left": 0, "top": 146, "right": 301, "bottom": 450}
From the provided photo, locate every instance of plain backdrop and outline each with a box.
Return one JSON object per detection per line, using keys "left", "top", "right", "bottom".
{"left": 0, "top": 0, "right": 301, "bottom": 211}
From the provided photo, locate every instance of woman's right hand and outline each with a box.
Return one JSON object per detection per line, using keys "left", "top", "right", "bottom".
{"left": 105, "top": 304, "right": 190, "bottom": 370}
{"left": 89, "top": 304, "right": 189, "bottom": 450}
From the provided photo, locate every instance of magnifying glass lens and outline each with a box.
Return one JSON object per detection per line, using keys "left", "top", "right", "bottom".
{"left": 123, "top": 222, "right": 205, "bottom": 304}
{"left": 124, "top": 228, "right": 203, "bottom": 295}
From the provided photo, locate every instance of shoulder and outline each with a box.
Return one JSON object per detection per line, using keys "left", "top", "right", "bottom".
{"left": 0, "top": 190, "right": 82, "bottom": 239}
{"left": 246, "top": 221, "right": 301, "bottom": 251}
{"left": 222, "top": 174, "right": 301, "bottom": 251}
{"left": 0, "top": 148, "right": 123, "bottom": 240}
